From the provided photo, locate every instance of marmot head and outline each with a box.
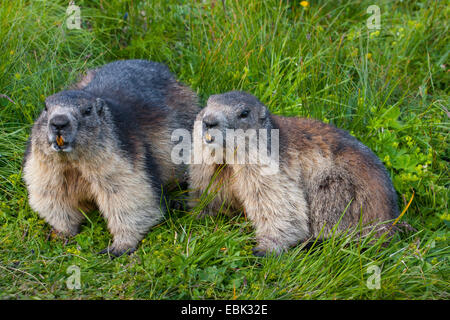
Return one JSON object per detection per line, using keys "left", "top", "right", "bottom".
{"left": 198, "top": 91, "right": 272, "bottom": 146}
{"left": 35, "top": 90, "right": 106, "bottom": 154}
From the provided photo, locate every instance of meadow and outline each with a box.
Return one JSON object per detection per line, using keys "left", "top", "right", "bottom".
{"left": 0, "top": 0, "right": 448, "bottom": 299}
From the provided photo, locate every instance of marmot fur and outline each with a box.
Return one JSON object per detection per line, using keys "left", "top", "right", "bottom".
{"left": 23, "top": 60, "right": 200, "bottom": 256}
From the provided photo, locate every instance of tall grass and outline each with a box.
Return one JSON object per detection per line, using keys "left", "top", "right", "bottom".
{"left": 0, "top": 0, "right": 448, "bottom": 299}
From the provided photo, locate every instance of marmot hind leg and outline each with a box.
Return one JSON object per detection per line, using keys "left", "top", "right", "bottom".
{"left": 308, "top": 169, "right": 359, "bottom": 238}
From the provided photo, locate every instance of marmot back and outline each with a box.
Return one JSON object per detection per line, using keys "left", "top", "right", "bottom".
{"left": 23, "top": 60, "right": 200, "bottom": 256}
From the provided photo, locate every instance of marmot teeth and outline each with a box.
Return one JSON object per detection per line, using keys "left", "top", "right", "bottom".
{"left": 56, "top": 135, "right": 64, "bottom": 146}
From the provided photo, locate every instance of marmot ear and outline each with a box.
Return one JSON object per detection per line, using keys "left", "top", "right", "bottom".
{"left": 95, "top": 98, "right": 106, "bottom": 116}
{"left": 259, "top": 107, "right": 269, "bottom": 121}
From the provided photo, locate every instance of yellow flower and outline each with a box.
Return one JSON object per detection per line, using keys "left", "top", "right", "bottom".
{"left": 67, "top": 247, "right": 81, "bottom": 255}
{"left": 300, "top": 1, "right": 309, "bottom": 7}
{"left": 383, "top": 155, "right": 392, "bottom": 168}
{"left": 366, "top": 53, "right": 372, "bottom": 60}
{"left": 370, "top": 31, "right": 380, "bottom": 38}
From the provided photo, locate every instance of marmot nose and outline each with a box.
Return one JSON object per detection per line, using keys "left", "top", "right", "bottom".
{"left": 50, "top": 115, "right": 70, "bottom": 132}
{"left": 203, "top": 117, "right": 219, "bottom": 129}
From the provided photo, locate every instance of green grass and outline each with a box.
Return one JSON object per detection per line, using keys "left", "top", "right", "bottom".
{"left": 0, "top": 0, "right": 448, "bottom": 299}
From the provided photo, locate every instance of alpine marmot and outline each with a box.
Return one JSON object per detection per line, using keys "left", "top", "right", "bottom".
{"left": 23, "top": 59, "right": 200, "bottom": 256}
{"left": 188, "top": 91, "right": 399, "bottom": 256}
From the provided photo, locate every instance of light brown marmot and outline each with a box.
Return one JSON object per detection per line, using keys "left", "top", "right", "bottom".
{"left": 188, "top": 91, "right": 399, "bottom": 256}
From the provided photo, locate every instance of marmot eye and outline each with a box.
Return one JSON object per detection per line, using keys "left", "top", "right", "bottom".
{"left": 239, "top": 110, "right": 250, "bottom": 119}
{"left": 83, "top": 106, "right": 92, "bottom": 116}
